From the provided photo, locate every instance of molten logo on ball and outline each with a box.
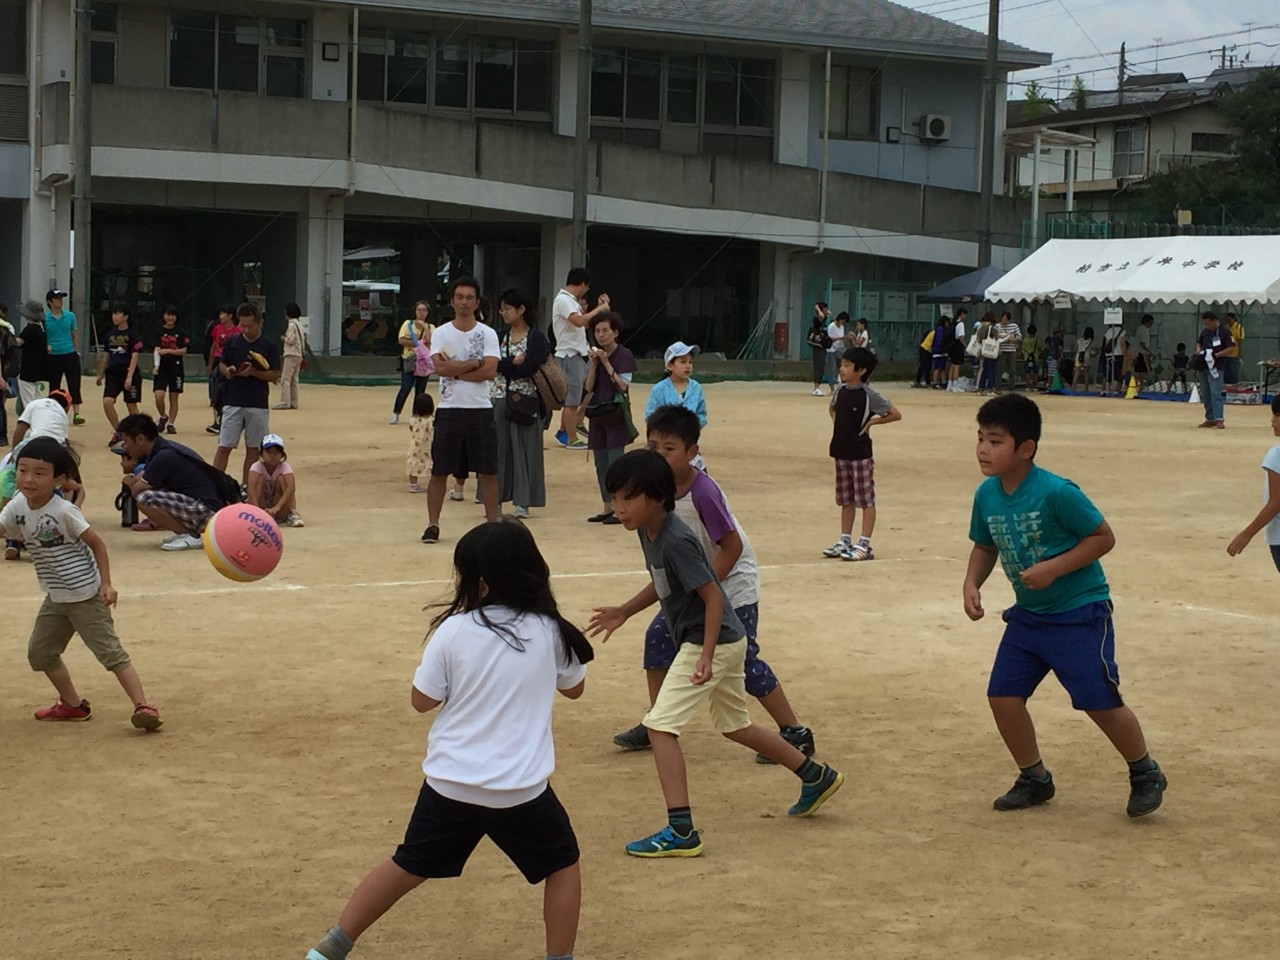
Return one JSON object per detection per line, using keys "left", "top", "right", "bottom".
{"left": 202, "top": 504, "right": 284, "bottom": 582}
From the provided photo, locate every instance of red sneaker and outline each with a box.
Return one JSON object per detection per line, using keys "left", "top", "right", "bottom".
{"left": 34, "top": 699, "right": 92, "bottom": 721}
{"left": 131, "top": 703, "right": 163, "bottom": 731}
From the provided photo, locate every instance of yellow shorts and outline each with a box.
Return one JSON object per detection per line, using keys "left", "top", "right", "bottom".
{"left": 643, "top": 639, "right": 750, "bottom": 736}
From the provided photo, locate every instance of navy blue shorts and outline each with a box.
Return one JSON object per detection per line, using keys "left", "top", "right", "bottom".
{"left": 1271, "top": 545, "right": 1280, "bottom": 574}
{"left": 987, "top": 601, "right": 1124, "bottom": 711}
{"left": 642, "top": 602, "right": 779, "bottom": 698}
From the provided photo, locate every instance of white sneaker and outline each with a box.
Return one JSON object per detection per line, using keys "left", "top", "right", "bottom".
{"left": 160, "top": 533, "right": 203, "bottom": 551}
{"left": 811, "top": 388, "right": 823, "bottom": 396}
{"left": 822, "top": 540, "right": 851, "bottom": 558}
{"left": 408, "top": 483, "right": 426, "bottom": 493}
{"left": 388, "top": 413, "right": 399, "bottom": 424}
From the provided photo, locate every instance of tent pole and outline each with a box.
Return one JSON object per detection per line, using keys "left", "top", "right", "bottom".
{"left": 1030, "top": 130, "right": 1042, "bottom": 251}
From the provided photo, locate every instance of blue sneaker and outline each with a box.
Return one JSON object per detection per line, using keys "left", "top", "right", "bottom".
{"left": 788, "top": 764, "right": 844, "bottom": 817}
{"left": 555, "top": 429, "right": 570, "bottom": 447}
{"left": 625, "top": 824, "right": 703, "bottom": 858}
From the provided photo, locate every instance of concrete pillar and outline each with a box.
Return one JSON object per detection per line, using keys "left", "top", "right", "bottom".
{"left": 776, "top": 51, "right": 813, "bottom": 167}
{"left": 539, "top": 221, "right": 573, "bottom": 331}
{"left": 295, "top": 188, "right": 344, "bottom": 356}
{"left": 760, "top": 243, "right": 805, "bottom": 359}
{"left": 555, "top": 29, "right": 578, "bottom": 137}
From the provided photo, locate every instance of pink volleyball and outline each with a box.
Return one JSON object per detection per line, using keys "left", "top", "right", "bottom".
{"left": 202, "top": 504, "right": 284, "bottom": 582}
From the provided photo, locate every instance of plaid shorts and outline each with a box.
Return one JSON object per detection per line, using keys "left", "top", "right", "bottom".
{"left": 136, "top": 490, "right": 216, "bottom": 533}
{"left": 834, "top": 457, "right": 875, "bottom": 508}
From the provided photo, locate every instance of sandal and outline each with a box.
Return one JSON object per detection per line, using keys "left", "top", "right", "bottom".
{"left": 130, "top": 519, "right": 157, "bottom": 532}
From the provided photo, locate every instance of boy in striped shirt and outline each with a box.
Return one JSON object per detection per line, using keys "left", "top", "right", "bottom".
{"left": 0, "top": 437, "right": 162, "bottom": 730}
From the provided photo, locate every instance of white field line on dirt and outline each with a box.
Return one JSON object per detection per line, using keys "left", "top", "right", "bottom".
{"left": 7, "top": 557, "right": 960, "bottom": 603}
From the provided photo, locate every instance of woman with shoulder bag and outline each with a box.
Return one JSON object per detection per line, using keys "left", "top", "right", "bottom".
{"left": 389, "top": 301, "right": 434, "bottom": 425}
{"left": 493, "top": 289, "right": 548, "bottom": 520}
{"left": 976, "top": 313, "right": 1000, "bottom": 394}
{"left": 583, "top": 311, "right": 636, "bottom": 525}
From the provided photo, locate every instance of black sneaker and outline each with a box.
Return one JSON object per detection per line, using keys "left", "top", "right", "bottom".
{"left": 205, "top": 423, "right": 220, "bottom": 435}
{"left": 993, "top": 771, "right": 1056, "bottom": 811}
{"left": 156, "top": 415, "right": 169, "bottom": 433}
{"left": 1126, "top": 765, "right": 1167, "bottom": 818}
{"left": 756, "top": 725, "right": 816, "bottom": 764}
{"left": 421, "top": 524, "right": 440, "bottom": 543}
{"left": 612, "top": 723, "right": 651, "bottom": 751}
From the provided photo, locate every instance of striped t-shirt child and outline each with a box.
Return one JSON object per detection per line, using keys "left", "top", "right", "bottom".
{"left": 0, "top": 493, "right": 100, "bottom": 602}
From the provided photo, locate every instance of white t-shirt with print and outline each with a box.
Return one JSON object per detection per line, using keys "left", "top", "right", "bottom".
{"left": 18, "top": 398, "right": 70, "bottom": 443}
{"left": 414, "top": 607, "right": 588, "bottom": 808}
{"left": 551, "top": 288, "right": 589, "bottom": 358}
{"left": 1263, "top": 445, "right": 1280, "bottom": 546}
{"left": 432, "top": 320, "right": 500, "bottom": 410}
{"left": 0, "top": 494, "right": 100, "bottom": 602}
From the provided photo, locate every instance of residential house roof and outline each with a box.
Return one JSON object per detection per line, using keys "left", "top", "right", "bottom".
{"left": 339, "top": 0, "right": 1051, "bottom": 67}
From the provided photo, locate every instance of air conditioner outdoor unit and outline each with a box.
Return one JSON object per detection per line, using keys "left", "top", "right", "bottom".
{"left": 921, "top": 114, "right": 952, "bottom": 141}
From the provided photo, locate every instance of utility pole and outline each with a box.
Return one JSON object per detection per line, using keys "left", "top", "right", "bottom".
{"left": 1117, "top": 42, "right": 1126, "bottom": 105}
{"left": 572, "top": 0, "right": 592, "bottom": 266}
{"left": 977, "top": 0, "right": 999, "bottom": 267}
{"left": 73, "top": 0, "right": 93, "bottom": 367}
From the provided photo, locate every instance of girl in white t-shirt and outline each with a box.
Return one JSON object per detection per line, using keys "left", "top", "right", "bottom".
{"left": 305, "top": 520, "right": 593, "bottom": 960}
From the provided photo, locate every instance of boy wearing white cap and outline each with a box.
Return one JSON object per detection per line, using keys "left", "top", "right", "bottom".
{"left": 247, "top": 433, "right": 303, "bottom": 527}
{"left": 644, "top": 341, "right": 707, "bottom": 426}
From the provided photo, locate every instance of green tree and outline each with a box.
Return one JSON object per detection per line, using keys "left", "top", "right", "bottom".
{"left": 1023, "top": 79, "right": 1053, "bottom": 118}
{"left": 1070, "top": 75, "right": 1088, "bottom": 110}
{"left": 1137, "top": 70, "right": 1280, "bottom": 225}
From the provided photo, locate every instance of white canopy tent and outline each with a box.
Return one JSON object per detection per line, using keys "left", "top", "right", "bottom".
{"left": 985, "top": 236, "right": 1280, "bottom": 305}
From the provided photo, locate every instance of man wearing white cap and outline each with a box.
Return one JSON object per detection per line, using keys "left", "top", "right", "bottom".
{"left": 644, "top": 341, "right": 708, "bottom": 426}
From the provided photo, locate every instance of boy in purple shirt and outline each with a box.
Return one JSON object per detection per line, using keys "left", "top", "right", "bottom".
{"left": 608, "top": 404, "right": 816, "bottom": 763}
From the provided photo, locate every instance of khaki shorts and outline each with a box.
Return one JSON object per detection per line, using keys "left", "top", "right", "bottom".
{"left": 643, "top": 639, "right": 750, "bottom": 736}
{"left": 28, "top": 595, "right": 131, "bottom": 673}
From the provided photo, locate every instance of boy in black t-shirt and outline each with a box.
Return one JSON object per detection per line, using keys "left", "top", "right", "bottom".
{"left": 97, "top": 303, "right": 144, "bottom": 444}
{"left": 822, "top": 347, "right": 902, "bottom": 562}
{"left": 151, "top": 305, "right": 190, "bottom": 435}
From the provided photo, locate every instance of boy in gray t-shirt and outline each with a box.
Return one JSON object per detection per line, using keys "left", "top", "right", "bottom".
{"left": 589, "top": 450, "right": 844, "bottom": 859}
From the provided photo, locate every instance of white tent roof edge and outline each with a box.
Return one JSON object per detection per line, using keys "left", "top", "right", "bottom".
{"left": 985, "top": 236, "right": 1280, "bottom": 305}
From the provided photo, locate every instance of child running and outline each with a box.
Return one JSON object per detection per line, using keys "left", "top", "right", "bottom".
{"left": 406, "top": 392, "right": 435, "bottom": 493}
{"left": 1227, "top": 394, "right": 1280, "bottom": 573}
{"left": 611, "top": 405, "right": 817, "bottom": 765}
{"left": 822, "top": 346, "right": 901, "bottom": 561}
{"left": 98, "top": 303, "right": 144, "bottom": 445}
{"left": 303, "top": 520, "right": 592, "bottom": 960}
{"left": 247, "top": 433, "right": 303, "bottom": 527}
{"left": 152, "top": 304, "right": 189, "bottom": 434}
{"left": 590, "top": 450, "right": 843, "bottom": 858}
{"left": 0, "top": 437, "right": 162, "bottom": 730}
{"left": 1171, "top": 343, "right": 1189, "bottom": 393}
{"left": 644, "top": 341, "right": 707, "bottom": 426}
{"left": 963, "top": 394, "right": 1166, "bottom": 817}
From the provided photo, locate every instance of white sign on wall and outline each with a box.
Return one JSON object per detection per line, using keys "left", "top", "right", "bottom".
{"left": 1103, "top": 307, "right": 1123, "bottom": 326}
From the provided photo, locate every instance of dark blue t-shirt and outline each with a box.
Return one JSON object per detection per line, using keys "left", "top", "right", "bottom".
{"left": 220, "top": 333, "right": 280, "bottom": 409}
{"left": 105, "top": 325, "right": 144, "bottom": 370}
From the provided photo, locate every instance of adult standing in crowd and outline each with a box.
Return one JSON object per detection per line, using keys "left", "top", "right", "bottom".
{"left": 552, "top": 268, "right": 611, "bottom": 449}
{"left": 825, "top": 311, "right": 852, "bottom": 394}
{"left": 946, "top": 307, "right": 968, "bottom": 392}
{"left": 583, "top": 311, "right": 636, "bottom": 525}
{"left": 276, "top": 302, "right": 305, "bottom": 411}
{"left": 975, "top": 312, "right": 999, "bottom": 394}
{"left": 1100, "top": 322, "right": 1127, "bottom": 397}
{"left": 493, "top": 289, "right": 548, "bottom": 520}
{"left": 205, "top": 306, "right": 241, "bottom": 435}
{"left": 995, "top": 311, "right": 1021, "bottom": 393}
{"left": 389, "top": 300, "right": 433, "bottom": 424}
{"left": 806, "top": 302, "right": 831, "bottom": 396}
{"left": 1131, "top": 314, "right": 1155, "bottom": 393}
{"left": 12, "top": 299, "right": 48, "bottom": 410}
{"left": 213, "top": 302, "right": 281, "bottom": 484}
{"left": 44, "top": 288, "right": 84, "bottom": 425}
{"left": 1220, "top": 311, "right": 1244, "bottom": 385}
{"left": 1195, "top": 310, "right": 1233, "bottom": 429}
{"left": 421, "top": 277, "right": 500, "bottom": 544}
{"left": 1071, "top": 326, "right": 1095, "bottom": 393}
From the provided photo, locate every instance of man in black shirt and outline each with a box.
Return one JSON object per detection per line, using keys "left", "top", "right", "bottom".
{"left": 213, "top": 303, "right": 281, "bottom": 484}
{"left": 14, "top": 300, "right": 49, "bottom": 408}
{"left": 118, "top": 413, "right": 223, "bottom": 552}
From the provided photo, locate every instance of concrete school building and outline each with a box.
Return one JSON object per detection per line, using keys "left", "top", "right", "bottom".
{"left": 0, "top": 0, "right": 1047, "bottom": 362}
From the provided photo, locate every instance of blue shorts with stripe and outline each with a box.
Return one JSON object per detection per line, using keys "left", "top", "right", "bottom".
{"left": 987, "top": 601, "right": 1124, "bottom": 711}
{"left": 642, "top": 602, "right": 779, "bottom": 699}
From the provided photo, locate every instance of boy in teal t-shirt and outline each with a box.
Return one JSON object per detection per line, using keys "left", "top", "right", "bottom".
{"left": 962, "top": 394, "right": 1166, "bottom": 818}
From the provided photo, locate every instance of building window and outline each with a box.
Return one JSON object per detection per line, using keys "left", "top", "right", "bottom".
{"left": 90, "top": 1, "right": 117, "bottom": 84}
{"left": 169, "top": 14, "right": 306, "bottom": 97}
{"left": 0, "top": 0, "right": 24, "bottom": 76}
{"left": 703, "top": 57, "right": 774, "bottom": 130}
{"left": 434, "top": 40, "right": 470, "bottom": 108}
{"left": 1191, "top": 131, "right": 1232, "bottom": 153}
{"left": 825, "top": 65, "right": 879, "bottom": 140}
{"left": 1113, "top": 123, "right": 1146, "bottom": 178}
{"left": 515, "top": 41, "right": 552, "bottom": 114}
{"left": 591, "top": 48, "right": 662, "bottom": 123}
{"left": 666, "top": 56, "right": 698, "bottom": 124}
{"left": 386, "top": 31, "right": 430, "bottom": 104}
{"left": 475, "top": 39, "right": 514, "bottom": 110}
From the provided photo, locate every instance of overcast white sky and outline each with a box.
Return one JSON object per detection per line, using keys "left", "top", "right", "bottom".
{"left": 896, "top": 0, "right": 1279, "bottom": 94}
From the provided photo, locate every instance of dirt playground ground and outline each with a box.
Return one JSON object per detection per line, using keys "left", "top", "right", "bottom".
{"left": 3, "top": 380, "right": 1277, "bottom": 959}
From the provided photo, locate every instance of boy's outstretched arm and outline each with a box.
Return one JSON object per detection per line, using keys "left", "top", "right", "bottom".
{"left": 1019, "top": 521, "right": 1115, "bottom": 591}
{"left": 963, "top": 544, "right": 999, "bottom": 621}
{"left": 1228, "top": 468, "right": 1280, "bottom": 556}
{"left": 588, "top": 583, "right": 659, "bottom": 641}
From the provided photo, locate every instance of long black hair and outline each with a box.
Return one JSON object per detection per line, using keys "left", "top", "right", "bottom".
{"left": 429, "top": 519, "right": 594, "bottom": 666}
